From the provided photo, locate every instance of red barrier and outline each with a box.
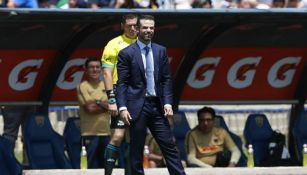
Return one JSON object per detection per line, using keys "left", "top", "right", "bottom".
{"left": 0, "top": 10, "right": 306, "bottom": 104}
{"left": 1, "top": 48, "right": 305, "bottom": 102}
{"left": 182, "top": 48, "right": 306, "bottom": 101}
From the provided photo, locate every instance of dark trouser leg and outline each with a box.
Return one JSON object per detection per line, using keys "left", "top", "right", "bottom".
{"left": 84, "top": 136, "right": 109, "bottom": 169}
{"left": 147, "top": 100, "right": 186, "bottom": 175}
{"left": 2, "top": 107, "right": 28, "bottom": 146}
{"left": 84, "top": 136, "right": 99, "bottom": 168}
{"left": 2, "top": 106, "right": 32, "bottom": 167}
{"left": 124, "top": 143, "right": 131, "bottom": 175}
{"left": 98, "top": 136, "right": 110, "bottom": 168}
{"left": 129, "top": 109, "right": 148, "bottom": 175}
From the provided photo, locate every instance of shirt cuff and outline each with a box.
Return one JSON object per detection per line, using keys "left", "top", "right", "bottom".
{"left": 119, "top": 107, "right": 127, "bottom": 112}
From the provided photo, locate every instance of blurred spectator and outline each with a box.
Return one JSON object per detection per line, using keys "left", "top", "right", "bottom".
{"left": 271, "top": 0, "right": 285, "bottom": 8}
{"left": 88, "top": 0, "right": 111, "bottom": 8}
{"left": 256, "top": 0, "right": 271, "bottom": 8}
{"left": 38, "top": 0, "right": 56, "bottom": 8}
{"left": 174, "top": 0, "right": 192, "bottom": 8}
{"left": 219, "top": 0, "right": 237, "bottom": 8}
{"left": 120, "top": 0, "right": 141, "bottom": 7}
{"left": 237, "top": 0, "right": 257, "bottom": 8}
{"left": 156, "top": 0, "right": 174, "bottom": 8}
{"left": 138, "top": 0, "right": 174, "bottom": 9}
{"left": 191, "top": 0, "right": 212, "bottom": 8}
{"left": 148, "top": 0, "right": 159, "bottom": 9}
{"left": 88, "top": 0, "right": 100, "bottom": 8}
{"left": 298, "top": 0, "right": 307, "bottom": 7}
{"left": 110, "top": 0, "right": 141, "bottom": 8}
{"left": 56, "top": 0, "right": 67, "bottom": 8}
{"left": 6, "top": 0, "right": 38, "bottom": 8}
{"left": 256, "top": 3, "right": 270, "bottom": 8}
{"left": 57, "top": 0, "right": 110, "bottom": 8}
{"left": 185, "top": 106, "right": 241, "bottom": 168}
{"left": 287, "top": 0, "right": 300, "bottom": 7}
{"left": 1, "top": 0, "right": 6, "bottom": 6}
{"left": 67, "top": 0, "right": 79, "bottom": 7}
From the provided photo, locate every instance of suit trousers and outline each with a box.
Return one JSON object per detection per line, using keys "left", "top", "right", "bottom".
{"left": 129, "top": 97, "right": 186, "bottom": 175}
{"left": 82, "top": 136, "right": 110, "bottom": 169}
{"left": 2, "top": 106, "right": 32, "bottom": 146}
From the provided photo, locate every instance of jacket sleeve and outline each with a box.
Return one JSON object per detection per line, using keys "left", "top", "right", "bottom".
{"left": 160, "top": 47, "right": 173, "bottom": 106}
{"left": 116, "top": 49, "right": 130, "bottom": 108}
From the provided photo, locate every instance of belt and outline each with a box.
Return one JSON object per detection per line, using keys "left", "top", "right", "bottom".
{"left": 145, "top": 96, "right": 159, "bottom": 101}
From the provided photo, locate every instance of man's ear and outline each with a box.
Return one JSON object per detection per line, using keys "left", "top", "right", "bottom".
{"left": 83, "top": 66, "right": 88, "bottom": 75}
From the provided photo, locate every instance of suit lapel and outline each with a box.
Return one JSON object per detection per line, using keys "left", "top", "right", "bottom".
{"left": 134, "top": 44, "right": 145, "bottom": 77}
{"left": 152, "top": 44, "right": 159, "bottom": 81}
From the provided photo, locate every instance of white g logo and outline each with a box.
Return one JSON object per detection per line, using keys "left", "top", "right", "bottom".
{"left": 56, "top": 58, "right": 86, "bottom": 90}
{"left": 187, "top": 57, "right": 221, "bottom": 88}
{"left": 268, "top": 57, "right": 301, "bottom": 88}
{"left": 9, "top": 59, "right": 43, "bottom": 91}
{"left": 227, "top": 57, "right": 261, "bottom": 89}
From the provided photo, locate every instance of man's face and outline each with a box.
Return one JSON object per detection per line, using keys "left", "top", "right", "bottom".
{"left": 85, "top": 61, "right": 101, "bottom": 80}
{"left": 123, "top": 17, "right": 138, "bottom": 39}
{"left": 68, "top": 0, "right": 77, "bottom": 7}
{"left": 198, "top": 112, "right": 214, "bottom": 134}
{"left": 272, "top": 1, "right": 284, "bottom": 7}
{"left": 138, "top": 19, "right": 155, "bottom": 43}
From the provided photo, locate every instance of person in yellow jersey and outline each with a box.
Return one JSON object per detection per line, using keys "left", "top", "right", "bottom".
{"left": 77, "top": 57, "right": 110, "bottom": 169}
{"left": 185, "top": 106, "right": 241, "bottom": 167}
{"left": 101, "top": 14, "right": 138, "bottom": 175}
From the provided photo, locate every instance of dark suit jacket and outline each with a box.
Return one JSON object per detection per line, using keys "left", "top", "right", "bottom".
{"left": 116, "top": 42, "right": 173, "bottom": 121}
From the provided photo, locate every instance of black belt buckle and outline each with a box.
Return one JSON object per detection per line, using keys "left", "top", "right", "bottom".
{"left": 145, "top": 96, "right": 159, "bottom": 102}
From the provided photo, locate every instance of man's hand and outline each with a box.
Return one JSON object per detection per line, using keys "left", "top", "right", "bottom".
{"left": 120, "top": 110, "right": 132, "bottom": 125}
{"left": 85, "top": 101, "right": 107, "bottom": 113}
{"left": 164, "top": 106, "right": 173, "bottom": 118}
{"left": 108, "top": 103, "right": 118, "bottom": 117}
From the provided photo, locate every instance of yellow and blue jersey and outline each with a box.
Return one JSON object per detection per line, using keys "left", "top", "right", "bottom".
{"left": 101, "top": 34, "right": 136, "bottom": 85}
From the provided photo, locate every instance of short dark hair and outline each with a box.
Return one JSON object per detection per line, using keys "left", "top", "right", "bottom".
{"left": 197, "top": 106, "right": 216, "bottom": 120}
{"left": 84, "top": 57, "right": 101, "bottom": 68}
{"left": 122, "top": 14, "right": 138, "bottom": 24}
{"left": 273, "top": 0, "right": 285, "bottom": 3}
{"left": 137, "top": 14, "right": 155, "bottom": 27}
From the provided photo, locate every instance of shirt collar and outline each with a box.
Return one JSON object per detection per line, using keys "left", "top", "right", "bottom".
{"left": 122, "top": 34, "right": 136, "bottom": 43}
{"left": 137, "top": 39, "right": 151, "bottom": 50}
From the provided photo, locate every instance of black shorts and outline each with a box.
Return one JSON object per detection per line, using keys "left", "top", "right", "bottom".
{"left": 110, "top": 115, "right": 126, "bottom": 129}
{"left": 109, "top": 85, "right": 126, "bottom": 129}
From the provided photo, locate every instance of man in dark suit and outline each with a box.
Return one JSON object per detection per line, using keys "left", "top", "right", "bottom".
{"left": 116, "top": 15, "right": 186, "bottom": 175}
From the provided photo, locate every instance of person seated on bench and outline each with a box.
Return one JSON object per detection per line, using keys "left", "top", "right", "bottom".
{"left": 185, "top": 106, "right": 241, "bottom": 168}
